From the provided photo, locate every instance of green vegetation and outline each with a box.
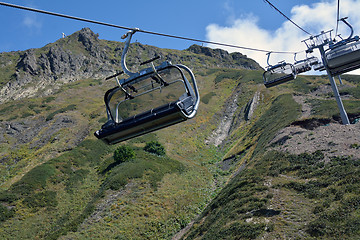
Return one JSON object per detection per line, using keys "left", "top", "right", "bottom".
{"left": 212, "top": 68, "right": 263, "bottom": 85}
{"left": 309, "top": 98, "right": 360, "bottom": 118}
{"left": 186, "top": 148, "right": 360, "bottom": 239}
{"left": 291, "top": 75, "right": 323, "bottom": 93}
{"left": 248, "top": 93, "right": 301, "bottom": 155}
{"left": 1, "top": 28, "right": 360, "bottom": 239}
{"left": 46, "top": 104, "right": 77, "bottom": 121}
{"left": 0, "top": 136, "right": 187, "bottom": 239}
{"left": 265, "top": 151, "right": 360, "bottom": 239}
{"left": 186, "top": 167, "right": 270, "bottom": 239}
{"left": 144, "top": 141, "right": 166, "bottom": 156}
{"left": 113, "top": 145, "right": 136, "bottom": 164}
{"left": 201, "top": 92, "right": 216, "bottom": 104}
{"left": 0, "top": 204, "right": 15, "bottom": 222}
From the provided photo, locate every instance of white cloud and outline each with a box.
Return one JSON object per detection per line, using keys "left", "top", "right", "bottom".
{"left": 22, "top": 2, "right": 42, "bottom": 32}
{"left": 23, "top": 13, "right": 42, "bottom": 31}
{"left": 206, "top": 0, "right": 360, "bottom": 74}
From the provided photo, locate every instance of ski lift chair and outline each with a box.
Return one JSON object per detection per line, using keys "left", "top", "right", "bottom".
{"left": 295, "top": 55, "right": 322, "bottom": 74}
{"left": 94, "top": 30, "right": 200, "bottom": 144}
{"left": 294, "top": 59, "right": 312, "bottom": 74}
{"left": 325, "top": 18, "right": 360, "bottom": 76}
{"left": 263, "top": 53, "right": 296, "bottom": 88}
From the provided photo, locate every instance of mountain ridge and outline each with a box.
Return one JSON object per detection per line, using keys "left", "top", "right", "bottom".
{"left": 0, "top": 28, "right": 262, "bottom": 103}
{"left": 0, "top": 27, "right": 359, "bottom": 239}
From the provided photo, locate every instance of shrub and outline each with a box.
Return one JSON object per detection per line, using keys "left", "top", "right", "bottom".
{"left": 0, "top": 204, "right": 15, "bottom": 222}
{"left": 144, "top": 141, "right": 166, "bottom": 156}
{"left": 113, "top": 145, "right": 135, "bottom": 164}
{"left": 201, "top": 92, "right": 216, "bottom": 104}
{"left": 23, "top": 190, "right": 58, "bottom": 208}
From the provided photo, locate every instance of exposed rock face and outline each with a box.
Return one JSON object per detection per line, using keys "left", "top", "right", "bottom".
{"left": 187, "top": 44, "right": 262, "bottom": 70}
{"left": 17, "top": 49, "right": 39, "bottom": 75}
{"left": 205, "top": 90, "right": 262, "bottom": 147}
{"left": 0, "top": 28, "right": 263, "bottom": 103}
{"left": 244, "top": 91, "right": 261, "bottom": 121}
{"left": 0, "top": 28, "right": 114, "bottom": 103}
{"left": 205, "top": 85, "right": 243, "bottom": 147}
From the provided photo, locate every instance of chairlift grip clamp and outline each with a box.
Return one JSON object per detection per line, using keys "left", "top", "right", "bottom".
{"left": 121, "top": 28, "right": 140, "bottom": 77}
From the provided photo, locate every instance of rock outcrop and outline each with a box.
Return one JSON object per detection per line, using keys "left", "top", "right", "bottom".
{"left": 0, "top": 28, "right": 114, "bottom": 103}
{"left": 0, "top": 28, "right": 263, "bottom": 103}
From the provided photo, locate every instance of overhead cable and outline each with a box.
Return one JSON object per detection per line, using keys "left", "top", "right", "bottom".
{"left": 263, "top": 0, "right": 313, "bottom": 36}
{"left": 335, "top": 0, "right": 341, "bottom": 37}
{"left": 0, "top": 1, "right": 300, "bottom": 55}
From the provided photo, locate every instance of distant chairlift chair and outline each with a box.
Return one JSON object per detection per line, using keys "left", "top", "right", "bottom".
{"left": 94, "top": 29, "right": 200, "bottom": 144}
{"left": 263, "top": 53, "right": 296, "bottom": 88}
{"left": 293, "top": 53, "right": 320, "bottom": 74}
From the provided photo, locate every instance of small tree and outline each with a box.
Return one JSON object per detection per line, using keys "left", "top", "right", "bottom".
{"left": 113, "top": 145, "right": 135, "bottom": 164}
{"left": 144, "top": 141, "right": 166, "bottom": 156}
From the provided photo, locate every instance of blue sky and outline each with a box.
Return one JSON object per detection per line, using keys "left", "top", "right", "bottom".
{"left": 1, "top": 0, "right": 359, "bottom": 69}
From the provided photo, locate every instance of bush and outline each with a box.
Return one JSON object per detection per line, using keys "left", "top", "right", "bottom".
{"left": 113, "top": 145, "right": 135, "bottom": 164}
{"left": 23, "top": 191, "right": 58, "bottom": 208}
{"left": 144, "top": 141, "right": 166, "bottom": 156}
{"left": 0, "top": 204, "right": 15, "bottom": 222}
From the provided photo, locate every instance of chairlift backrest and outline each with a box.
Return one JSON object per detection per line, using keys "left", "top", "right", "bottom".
{"left": 307, "top": 56, "right": 321, "bottom": 66}
{"left": 324, "top": 18, "right": 360, "bottom": 76}
{"left": 105, "top": 63, "right": 195, "bottom": 123}
{"left": 325, "top": 39, "right": 360, "bottom": 76}
{"left": 294, "top": 59, "right": 312, "bottom": 74}
{"left": 94, "top": 30, "right": 200, "bottom": 144}
{"left": 263, "top": 61, "right": 296, "bottom": 88}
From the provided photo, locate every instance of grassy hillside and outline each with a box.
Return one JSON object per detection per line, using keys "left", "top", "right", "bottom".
{"left": 0, "top": 29, "right": 360, "bottom": 239}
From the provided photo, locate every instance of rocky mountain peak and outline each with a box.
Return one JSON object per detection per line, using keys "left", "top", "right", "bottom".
{"left": 16, "top": 49, "right": 39, "bottom": 75}
{"left": 77, "top": 28, "right": 100, "bottom": 46}
{"left": 187, "top": 44, "right": 262, "bottom": 70}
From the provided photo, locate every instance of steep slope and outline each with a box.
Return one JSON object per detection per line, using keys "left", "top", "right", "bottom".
{"left": 0, "top": 28, "right": 359, "bottom": 240}
{"left": 0, "top": 28, "right": 263, "bottom": 239}
{"left": 181, "top": 75, "right": 360, "bottom": 239}
{"left": 0, "top": 28, "right": 262, "bottom": 103}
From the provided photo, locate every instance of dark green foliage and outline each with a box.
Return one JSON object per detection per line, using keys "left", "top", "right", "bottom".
{"left": 0, "top": 191, "right": 17, "bottom": 203}
{"left": 186, "top": 169, "right": 268, "bottom": 239}
{"left": 46, "top": 104, "right": 77, "bottom": 121}
{"left": 144, "top": 141, "right": 166, "bottom": 156}
{"left": 212, "top": 69, "right": 263, "bottom": 85}
{"left": 0, "top": 204, "right": 15, "bottom": 222}
{"left": 10, "top": 163, "right": 56, "bottom": 196}
{"left": 291, "top": 75, "right": 319, "bottom": 93}
{"left": 340, "top": 85, "right": 360, "bottom": 99}
{"left": 341, "top": 74, "right": 360, "bottom": 84}
{"left": 65, "top": 169, "right": 90, "bottom": 193}
{"left": 264, "top": 150, "right": 360, "bottom": 238}
{"left": 249, "top": 94, "right": 301, "bottom": 156}
{"left": 42, "top": 96, "right": 56, "bottom": 103}
{"left": 201, "top": 92, "right": 216, "bottom": 104}
{"left": 309, "top": 98, "right": 360, "bottom": 118}
{"left": 23, "top": 190, "right": 58, "bottom": 208}
{"left": 103, "top": 151, "right": 183, "bottom": 190}
{"left": 114, "top": 145, "right": 135, "bottom": 163}
{"left": 214, "top": 69, "right": 243, "bottom": 84}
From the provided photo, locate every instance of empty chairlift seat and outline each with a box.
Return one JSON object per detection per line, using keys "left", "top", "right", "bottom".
{"left": 263, "top": 62, "right": 296, "bottom": 88}
{"left": 94, "top": 63, "right": 200, "bottom": 144}
{"left": 325, "top": 39, "right": 360, "bottom": 76}
{"left": 294, "top": 59, "right": 312, "bottom": 74}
